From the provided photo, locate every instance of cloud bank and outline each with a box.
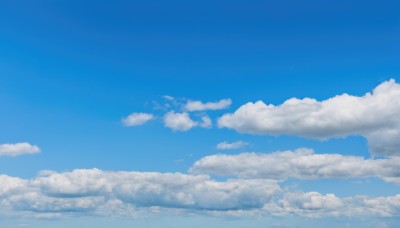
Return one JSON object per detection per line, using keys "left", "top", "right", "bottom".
{"left": 0, "top": 169, "right": 279, "bottom": 218}
{"left": 0, "top": 169, "right": 399, "bottom": 219}
{"left": 218, "top": 79, "right": 400, "bottom": 156}
{"left": 191, "top": 148, "right": 400, "bottom": 183}
{"left": 0, "top": 143, "right": 40, "bottom": 157}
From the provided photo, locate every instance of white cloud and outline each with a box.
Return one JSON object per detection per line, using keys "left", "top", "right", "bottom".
{"left": 163, "top": 111, "right": 197, "bottom": 131}
{"left": 0, "top": 143, "right": 40, "bottom": 157}
{"left": 275, "top": 191, "right": 400, "bottom": 218}
{"left": 200, "top": 115, "right": 212, "bottom": 128}
{"left": 0, "top": 169, "right": 280, "bottom": 217}
{"left": 1, "top": 169, "right": 400, "bottom": 218}
{"left": 190, "top": 148, "right": 400, "bottom": 183}
{"left": 163, "top": 95, "right": 175, "bottom": 101}
{"left": 122, "top": 113, "right": 154, "bottom": 126}
{"left": 216, "top": 141, "right": 249, "bottom": 150}
{"left": 185, "top": 99, "right": 232, "bottom": 112}
{"left": 218, "top": 79, "right": 400, "bottom": 156}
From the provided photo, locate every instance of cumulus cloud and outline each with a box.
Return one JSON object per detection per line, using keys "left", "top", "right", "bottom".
{"left": 190, "top": 148, "right": 400, "bottom": 183}
{"left": 216, "top": 141, "right": 249, "bottom": 150}
{"left": 0, "top": 143, "right": 40, "bottom": 157}
{"left": 276, "top": 191, "right": 400, "bottom": 218}
{"left": 218, "top": 79, "right": 400, "bottom": 156}
{"left": 163, "top": 111, "right": 197, "bottom": 131}
{"left": 185, "top": 99, "right": 232, "bottom": 112}
{"left": 1, "top": 169, "right": 400, "bottom": 218}
{"left": 0, "top": 169, "right": 279, "bottom": 218}
{"left": 122, "top": 113, "right": 154, "bottom": 126}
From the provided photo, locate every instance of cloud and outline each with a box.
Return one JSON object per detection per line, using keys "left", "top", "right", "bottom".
{"left": 0, "top": 143, "right": 40, "bottom": 157}
{"left": 216, "top": 141, "right": 249, "bottom": 150}
{"left": 199, "top": 115, "right": 212, "bottom": 128}
{"left": 163, "top": 111, "right": 198, "bottom": 131}
{"left": 185, "top": 99, "right": 232, "bottom": 112}
{"left": 190, "top": 148, "right": 400, "bottom": 183}
{"left": 1, "top": 169, "right": 400, "bottom": 218}
{"left": 163, "top": 95, "right": 175, "bottom": 101}
{"left": 275, "top": 191, "right": 400, "bottom": 218}
{"left": 0, "top": 169, "right": 280, "bottom": 218}
{"left": 122, "top": 113, "right": 154, "bottom": 126}
{"left": 218, "top": 79, "right": 400, "bottom": 156}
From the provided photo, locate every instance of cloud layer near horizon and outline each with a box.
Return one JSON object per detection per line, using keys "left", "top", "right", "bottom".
{"left": 1, "top": 169, "right": 399, "bottom": 219}
{"left": 218, "top": 79, "right": 400, "bottom": 156}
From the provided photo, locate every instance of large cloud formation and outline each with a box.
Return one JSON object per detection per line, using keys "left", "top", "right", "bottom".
{"left": 0, "top": 169, "right": 279, "bottom": 218}
{"left": 0, "top": 169, "right": 399, "bottom": 219}
{"left": 190, "top": 148, "right": 400, "bottom": 183}
{"left": 218, "top": 79, "right": 400, "bottom": 156}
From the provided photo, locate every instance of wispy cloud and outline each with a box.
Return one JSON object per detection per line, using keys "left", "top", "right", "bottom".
{"left": 122, "top": 113, "right": 154, "bottom": 126}
{"left": 0, "top": 142, "right": 40, "bottom": 157}
{"left": 185, "top": 99, "right": 232, "bottom": 112}
{"left": 216, "top": 141, "right": 248, "bottom": 150}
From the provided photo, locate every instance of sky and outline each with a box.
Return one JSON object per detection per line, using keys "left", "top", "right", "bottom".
{"left": 0, "top": 0, "right": 399, "bottom": 227}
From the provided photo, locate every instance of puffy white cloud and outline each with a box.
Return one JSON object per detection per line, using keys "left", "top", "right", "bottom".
{"left": 122, "top": 113, "right": 154, "bottom": 126}
{"left": 218, "top": 79, "right": 400, "bottom": 156}
{"left": 190, "top": 148, "right": 400, "bottom": 183}
{"left": 216, "top": 141, "right": 249, "bottom": 150}
{"left": 0, "top": 169, "right": 280, "bottom": 218}
{"left": 0, "top": 143, "right": 40, "bottom": 157}
{"left": 276, "top": 191, "right": 400, "bottom": 218}
{"left": 163, "top": 111, "right": 198, "bottom": 131}
{"left": 1, "top": 169, "right": 400, "bottom": 218}
{"left": 185, "top": 99, "right": 232, "bottom": 112}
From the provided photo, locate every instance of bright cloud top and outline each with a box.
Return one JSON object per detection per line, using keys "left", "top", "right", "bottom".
{"left": 0, "top": 142, "right": 40, "bottom": 157}
{"left": 163, "top": 111, "right": 211, "bottom": 131}
{"left": 190, "top": 148, "right": 400, "bottom": 183}
{"left": 216, "top": 141, "right": 249, "bottom": 150}
{"left": 0, "top": 169, "right": 279, "bottom": 218}
{"left": 122, "top": 113, "right": 154, "bottom": 126}
{"left": 218, "top": 79, "right": 400, "bottom": 156}
{"left": 0, "top": 169, "right": 399, "bottom": 219}
{"left": 185, "top": 99, "right": 232, "bottom": 112}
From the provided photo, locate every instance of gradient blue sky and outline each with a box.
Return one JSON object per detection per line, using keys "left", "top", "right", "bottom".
{"left": 0, "top": 0, "right": 399, "bottom": 227}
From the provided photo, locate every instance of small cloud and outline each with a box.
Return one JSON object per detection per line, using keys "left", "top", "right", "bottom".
{"left": 122, "top": 113, "right": 154, "bottom": 126}
{"left": 216, "top": 141, "right": 249, "bottom": 150}
{"left": 0, "top": 142, "right": 41, "bottom": 157}
{"left": 163, "top": 95, "right": 175, "bottom": 101}
{"left": 200, "top": 115, "right": 212, "bottom": 128}
{"left": 163, "top": 111, "right": 197, "bottom": 131}
{"left": 184, "top": 99, "right": 232, "bottom": 112}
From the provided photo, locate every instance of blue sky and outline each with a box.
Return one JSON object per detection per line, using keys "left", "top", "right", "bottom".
{"left": 0, "top": 0, "right": 399, "bottom": 227}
